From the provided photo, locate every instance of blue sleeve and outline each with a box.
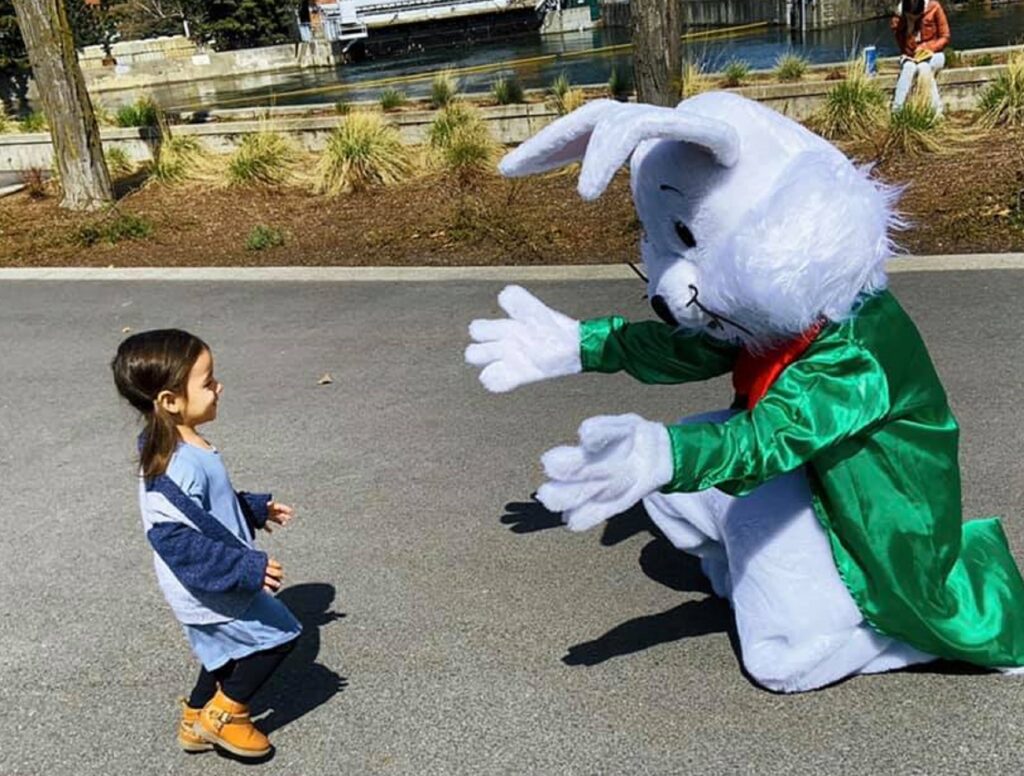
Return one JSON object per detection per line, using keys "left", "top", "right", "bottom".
{"left": 147, "top": 522, "right": 266, "bottom": 594}
{"left": 237, "top": 491, "right": 272, "bottom": 533}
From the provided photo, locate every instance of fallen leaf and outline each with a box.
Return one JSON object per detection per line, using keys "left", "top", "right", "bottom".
{"left": 121, "top": 326, "right": 132, "bottom": 333}
{"left": 318, "top": 373, "right": 333, "bottom": 385}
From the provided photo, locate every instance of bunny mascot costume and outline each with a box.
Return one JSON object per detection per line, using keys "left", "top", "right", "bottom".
{"left": 465, "top": 92, "right": 1024, "bottom": 693}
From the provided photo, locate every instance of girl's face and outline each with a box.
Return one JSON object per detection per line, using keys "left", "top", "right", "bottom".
{"left": 180, "top": 348, "right": 222, "bottom": 427}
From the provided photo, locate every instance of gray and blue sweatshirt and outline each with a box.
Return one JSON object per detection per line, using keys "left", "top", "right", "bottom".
{"left": 138, "top": 443, "right": 272, "bottom": 625}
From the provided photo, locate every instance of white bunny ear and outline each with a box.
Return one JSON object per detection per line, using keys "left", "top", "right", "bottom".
{"left": 577, "top": 104, "right": 740, "bottom": 201}
{"left": 498, "top": 99, "right": 624, "bottom": 177}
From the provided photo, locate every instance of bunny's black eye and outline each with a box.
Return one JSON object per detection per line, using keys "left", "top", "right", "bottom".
{"left": 675, "top": 221, "right": 697, "bottom": 249}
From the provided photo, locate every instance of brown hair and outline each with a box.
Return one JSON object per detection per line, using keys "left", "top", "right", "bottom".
{"left": 112, "top": 329, "right": 209, "bottom": 480}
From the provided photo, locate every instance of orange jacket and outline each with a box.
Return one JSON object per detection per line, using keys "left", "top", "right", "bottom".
{"left": 891, "top": 1, "right": 950, "bottom": 57}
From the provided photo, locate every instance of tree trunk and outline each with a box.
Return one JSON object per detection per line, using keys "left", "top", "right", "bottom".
{"left": 630, "top": 0, "right": 682, "bottom": 107}
{"left": 12, "top": 0, "right": 112, "bottom": 210}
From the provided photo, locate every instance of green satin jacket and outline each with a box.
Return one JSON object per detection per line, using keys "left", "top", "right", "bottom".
{"left": 580, "top": 290, "right": 1024, "bottom": 667}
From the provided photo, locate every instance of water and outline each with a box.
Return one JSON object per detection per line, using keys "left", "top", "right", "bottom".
{"left": 141, "top": 2, "right": 1024, "bottom": 112}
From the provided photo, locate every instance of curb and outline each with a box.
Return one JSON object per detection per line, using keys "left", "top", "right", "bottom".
{"left": 1, "top": 254, "right": 1023, "bottom": 281}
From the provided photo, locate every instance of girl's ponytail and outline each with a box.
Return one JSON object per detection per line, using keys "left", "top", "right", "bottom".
{"left": 141, "top": 405, "right": 183, "bottom": 481}
{"left": 112, "top": 329, "right": 208, "bottom": 480}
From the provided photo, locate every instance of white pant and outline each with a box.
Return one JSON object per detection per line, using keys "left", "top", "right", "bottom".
{"left": 642, "top": 410, "right": 933, "bottom": 692}
{"left": 893, "top": 52, "right": 946, "bottom": 114}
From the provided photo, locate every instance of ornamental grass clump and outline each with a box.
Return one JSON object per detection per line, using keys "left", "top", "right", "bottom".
{"left": 428, "top": 102, "right": 476, "bottom": 148}
{"left": 379, "top": 87, "right": 408, "bottom": 112}
{"left": 313, "top": 111, "right": 412, "bottom": 195}
{"left": 442, "top": 121, "right": 499, "bottom": 181}
{"left": 775, "top": 53, "right": 809, "bottom": 83}
{"left": 226, "top": 130, "right": 296, "bottom": 187}
{"left": 978, "top": 50, "right": 1024, "bottom": 127}
{"left": 680, "top": 59, "right": 710, "bottom": 99}
{"left": 105, "top": 146, "right": 135, "bottom": 177}
{"left": 491, "top": 74, "right": 525, "bottom": 105}
{"left": 549, "top": 72, "right": 585, "bottom": 115}
{"left": 150, "top": 135, "right": 208, "bottom": 184}
{"left": 722, "top": 59, "right": 750, "bottom": 88}
{"left": 884, "top": 92, "right": 944, "bottom": 156}
{"left": 431, "top": 70, "right": 460, "bottom": 109}
{"left": 812, "top": 59, "right": 886, "bottom": 140}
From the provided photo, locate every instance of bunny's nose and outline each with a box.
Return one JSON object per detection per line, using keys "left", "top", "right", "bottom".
{"left": 650, "top": 295, "right": 678, "bottom": 327}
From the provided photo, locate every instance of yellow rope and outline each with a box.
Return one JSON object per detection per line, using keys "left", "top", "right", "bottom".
{"left": 174, "top": 22, "right": 770, "bottom": 110}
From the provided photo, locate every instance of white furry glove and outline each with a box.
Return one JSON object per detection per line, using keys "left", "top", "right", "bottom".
{"left": 537, "top": 414, "right": 674, "bottom": 532}
{"left": 465, "top": 285, "right": 582, "bottom": 393}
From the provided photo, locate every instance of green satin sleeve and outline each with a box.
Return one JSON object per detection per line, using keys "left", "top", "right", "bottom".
{"left": 579, "top": 316, "right": 738, "bottom": 384}
{"left": 663, "top": 331, "right": 890, "bottom": 495}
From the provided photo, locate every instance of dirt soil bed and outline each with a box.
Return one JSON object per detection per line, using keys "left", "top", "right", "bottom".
{"left": 2, "top": 125, "right": 1022, "bottom": 267}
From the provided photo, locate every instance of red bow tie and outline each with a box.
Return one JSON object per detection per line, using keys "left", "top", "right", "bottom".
{"left": 732, "top": 321, "right": 826, "bottom": 409}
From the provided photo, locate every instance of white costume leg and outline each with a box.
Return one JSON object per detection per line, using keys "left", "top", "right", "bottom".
{"left": 643, "top": 410, "right": 933, "bottom": 692}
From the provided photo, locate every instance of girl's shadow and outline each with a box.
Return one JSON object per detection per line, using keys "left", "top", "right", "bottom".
{"left": 250, "top": 583, "right": 348, "bottom": 734}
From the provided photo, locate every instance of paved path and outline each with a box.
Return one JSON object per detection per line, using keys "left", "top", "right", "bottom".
{"left": 1, "top": 266, "right": 1023, "bottom": 775}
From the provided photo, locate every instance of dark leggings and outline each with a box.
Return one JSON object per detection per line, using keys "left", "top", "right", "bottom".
{"left": 188, "top": 638, "right": 297, "bottom": 708}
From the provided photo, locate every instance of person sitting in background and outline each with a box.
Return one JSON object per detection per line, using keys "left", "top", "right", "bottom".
{"left": 891, "top": 0, "right": 951, "bottom": 114}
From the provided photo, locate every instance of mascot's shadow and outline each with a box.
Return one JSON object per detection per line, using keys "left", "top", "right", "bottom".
{"left": 501, "top": 499, "right": 989, "bottom": 684}
{"left": 249, "top": 582, "right": 349, "bottom": 736}
{"left": 501, "top": 497, "right": 739, "bottom": 668}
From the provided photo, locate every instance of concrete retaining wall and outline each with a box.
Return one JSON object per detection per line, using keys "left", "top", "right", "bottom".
{"left": 0, "top": 61, "right": 1011, "bottom": 173}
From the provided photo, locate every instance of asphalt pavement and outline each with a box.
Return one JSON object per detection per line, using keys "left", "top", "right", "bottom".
{"left": 1, "top": 267, "right": 1022, "bottom": 775}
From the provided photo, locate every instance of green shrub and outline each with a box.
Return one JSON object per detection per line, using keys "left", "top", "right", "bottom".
{"left": 313, "top": 111, "right": 413, "bottom": 195}
{"left": 491, "top": 75, "right": 525, "bottom": 105}
{"left": 978, "top": 51, "right": 1024, "bottom": 127}
{"left": 20, "top": 111, "right": 46, "bottom": 132}
{"left": 722, "top": 59, "right": 750, "bottom": 88}
{"left": 105, "top": 146, "right": 134, "bottom": 177}
{"left": 114, "top": 96, "right": 160, "bottom": 128}
{"left": 975, "top": 53, "right": 995, "bottom": 67}
{"left": 431, "top": 70, "right": 459, "bottom": 109}
{"left": 379, "top": 87, "right": 408, "bottom": 112}
{"left": 226, "top": 131, "right": 295, "bottom": 186}
{"left": 775, "top": 53, "right": 809, "bottom": 83}
{"left": 245, "top": 224, "right": 285, "bottom": 251}
{"left": 75, "top": 213, "right": 153, "bottom": 246}
{"left": 0, "top": 103, "right": 10, "bottom": 134}
{"left": 608, "top": 67, "right": 633, "bottom": 101}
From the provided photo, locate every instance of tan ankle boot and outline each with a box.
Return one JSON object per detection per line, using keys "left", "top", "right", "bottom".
{"left": 178, "top": 698, "right": 213, "bottom": 753}
{"left": 195, "top": 689, "right": 271, "bottom": 758}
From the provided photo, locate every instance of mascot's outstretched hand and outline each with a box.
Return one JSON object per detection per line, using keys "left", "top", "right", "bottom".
{"left": 537, "top": 414, "right": 674, "bottom": 532}
{"left": 465, "top": 285, "right": 581, "bottom": 393}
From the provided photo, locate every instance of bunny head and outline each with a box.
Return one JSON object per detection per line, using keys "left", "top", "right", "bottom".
{"left": 500, "top": 92, "right": 901, "bottom": 348}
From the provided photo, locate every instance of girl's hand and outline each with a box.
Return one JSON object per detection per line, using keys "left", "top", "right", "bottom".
{"left": 263, "top": 558, "right": 284, "bottom": 592}
{"left": 263, "top": 501, "right": 295, "bottom": 533}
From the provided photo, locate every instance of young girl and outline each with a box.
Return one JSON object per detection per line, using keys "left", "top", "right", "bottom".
{"left": 112, "top": 329, "right": 301, "bottom": 759}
